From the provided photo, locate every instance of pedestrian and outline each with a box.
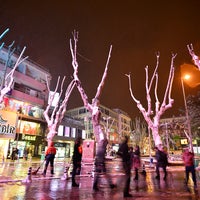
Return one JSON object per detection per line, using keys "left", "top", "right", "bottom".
{"left": 11, "top": 147, "right": 16, "bottom": 160}
{"left": 132, "top": 145, "right": 141, "bottom": 180}
{"left": 23, "top": 147, "right": 28, "bottom": 161}
{"left": 42, "top": 142, "right": 57, "bottom": 176}
{"left": 155, "top": 146, "right": 168, "bottom": 180}
{"left": 71, "top": 137, "right": 83, "bottom": 187}
{"left": 117, "top": 136, "right": 132, "bottom": 198}
{"left": 93, "top": 138, "right": 116, "bottom": 191}
{"left": 182, "top": 147, "right": 197, "bottom": 187}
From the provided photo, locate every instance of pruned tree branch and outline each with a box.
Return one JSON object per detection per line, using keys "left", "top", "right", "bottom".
{"left": 187, "top": 44, "right": 200, "bottom": 70}
{"left": 44, "top": 75, "right": 75, "bottom": 145}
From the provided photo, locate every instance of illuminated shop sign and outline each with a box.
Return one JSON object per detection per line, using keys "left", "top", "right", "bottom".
{"left": 22, "top": 135, "right": 36, "bottom": 141}
{"left": 18, "top": 121, "right": 41, "bottom": 135}
{"left": 0, "top": 110, "right": 17, "bottom": 138}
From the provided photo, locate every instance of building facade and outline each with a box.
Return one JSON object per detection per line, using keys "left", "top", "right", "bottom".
{"left": 66, "top": 105, "right": 132, "bottom": 153}
{"left": 0, "top": 46, "right": 51, "bottom": 160}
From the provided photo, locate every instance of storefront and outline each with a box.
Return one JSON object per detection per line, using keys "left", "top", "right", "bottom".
{"left": 44, "top": 141, "right": 73, "bottom": 158}
{"left": 0, "top": 110, "right": 17, "bottom": 160}
{"left": 7, "top": 134, "right": 45, "bottom": 159}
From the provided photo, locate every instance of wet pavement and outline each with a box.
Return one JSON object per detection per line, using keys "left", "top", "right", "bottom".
{"left": 0, "top": 158, "right": 200, "bottom": 199}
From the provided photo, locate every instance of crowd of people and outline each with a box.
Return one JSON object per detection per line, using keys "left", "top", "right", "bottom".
{"left": 40, "top": 135, "right": 198, "bottom": 198}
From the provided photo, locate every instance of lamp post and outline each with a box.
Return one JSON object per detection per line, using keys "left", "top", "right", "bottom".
{"left": 181, "top": 75, "right": 193, "bottom": 151}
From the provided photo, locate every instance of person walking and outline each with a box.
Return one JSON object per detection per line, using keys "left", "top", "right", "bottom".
{"left": 182, "top": 147, "right": 197, "bottom": 188}
{"left": 132, "top": 145, "right": 141, "bottom": 180}
{"left": 155, "top": 146, "right": 168, "bottom": 180}
{"left": 42, "top": 142, "right": 57, "bottom": 176}
{"left": 71, "top": 137, "right": 83, "bottom": 187}
{"left": 93, "top": 138, "right": 116, "bottom": 191}
{"left": 117, "top": 136, "right": 132, "bottom": 198}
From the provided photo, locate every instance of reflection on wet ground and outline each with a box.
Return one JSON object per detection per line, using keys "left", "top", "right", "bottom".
{"left": 0, "top": 171, "right": 200, "bottom": 199}
{"left": 0, "top": 159, "right": 200, "bottom": 199}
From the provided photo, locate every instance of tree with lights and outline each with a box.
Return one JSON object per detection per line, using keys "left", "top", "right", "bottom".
{"left": 126, "top": 53, "right": 176, "bottom": 149}
{"left": 70, "top": 31, "right": 112, "bottom": 152}
{"left": 0, "top": 29, "right": 28, "bottom": 105}
{"left": 43, "top": 76, "right": 75, "bottom": 146}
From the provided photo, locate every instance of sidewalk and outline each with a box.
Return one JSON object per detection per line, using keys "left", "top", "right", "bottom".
{"left": 0, "top": 157, "right": 186, "bottom": 184}
{"left": 0, "top": 167, "right": 199, "bottom": 200}
{"left": 0, "top": 157, "right": 70, "bottom": 183}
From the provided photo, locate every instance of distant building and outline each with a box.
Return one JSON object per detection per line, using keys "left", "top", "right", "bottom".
{"left": 66, "top": 105, "right": 132, "bottom": 152}
{"left": 159, "top": 116, "right": 190, "bottom": 151}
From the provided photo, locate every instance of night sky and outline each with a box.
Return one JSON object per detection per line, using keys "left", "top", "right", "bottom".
{"left": 0, "top": 1, "right": 200, "bottom": 119}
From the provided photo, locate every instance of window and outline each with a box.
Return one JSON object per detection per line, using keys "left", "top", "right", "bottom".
{"left": 58, "top": 125, "right": 64, "bottom": 136}
{"left": 71, "top": 128, "right": 76, "bottom": 138}
{"left": 64, "top": 126, "right": 70, "bottom": 137}
{"left": 79, "top": 108, "right": 86, "bottom": 114}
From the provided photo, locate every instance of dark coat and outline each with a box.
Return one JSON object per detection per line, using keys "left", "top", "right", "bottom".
{"left": 72, "top": 143, "right": 82, "bottom": 165}
{"left": 117, "top": 141, "right": 131, "bottom": 163}
{"left": 156, "top": 149, "right": 168, "bottom": 167}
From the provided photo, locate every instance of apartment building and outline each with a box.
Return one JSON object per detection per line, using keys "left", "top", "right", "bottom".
{"left": 0, "top": 46, "right": 51, "bottom": 159}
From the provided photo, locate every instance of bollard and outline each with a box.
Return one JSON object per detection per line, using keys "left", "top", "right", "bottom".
{"left": 22, "top": 167, "right": 32, "bottom": 183}
{"left": 61, "top": 165, "right": 69, "bottom": 180}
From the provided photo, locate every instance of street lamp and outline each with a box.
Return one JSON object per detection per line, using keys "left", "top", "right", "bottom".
{"left": 181, "top": 75, "right": 193, "bottom": 150}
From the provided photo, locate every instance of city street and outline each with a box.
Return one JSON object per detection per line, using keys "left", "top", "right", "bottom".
{"left": 0, "top": 158, "right": 200, "bottom": 199}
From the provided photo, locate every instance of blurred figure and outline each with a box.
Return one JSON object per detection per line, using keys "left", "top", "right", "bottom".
{"left": 71, "top": 137, "right": 82, "bottom": 187}
{"left": 132, "top": 145, "right": 141, "bottom": 180}
{"left": 93, "top": 138, "right": 116, "bottom": 191}
{"left": 23, "top": 147, "right": 28, "bottom": 161}
{"left": 42, "top": 142, "right": 57, "bottom": 176}
{"left": 117, "top": 136, "right": 132, "bottom": 198}
{"left": 155, "top": 146, "right": 168, "bottom": 180}
{"left": 182, "top": 147, "right": 197, "bottom": 187}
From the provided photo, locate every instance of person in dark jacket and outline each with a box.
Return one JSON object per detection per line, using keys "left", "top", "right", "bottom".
{"left": 93, "top": 138, "right": 116, "bottom": 191}
{"left": 42, "top": 142, "right": 57, "bottom": 176}
{"left": 155, "top": 146, "right": 168, "bottom": 180}
{"left": 71, "top": 137, "right": 83, "bottom": 187}
{"left": 117, "top": 136, "right": 132, "bottom": 198}
{"left": 182, "top": 147, "right": 197, "bottom": 187}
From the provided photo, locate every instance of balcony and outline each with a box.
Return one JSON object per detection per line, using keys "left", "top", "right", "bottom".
{"left": 11, "top": 89, "right": 44, "bottom": 106}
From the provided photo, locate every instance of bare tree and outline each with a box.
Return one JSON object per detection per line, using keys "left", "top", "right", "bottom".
{"left": 187, "top": 44, "right": 200, "bottom": 70}
{"left": 0, "top": 47, "right": 28, "bottom": 104}
{"left": 126, "top": 53, "right": 176, "bottom": 149}
{"left": 43, "top": 76, "right": 75, "bottom": 146}
{"left": 70, "top": 31, "right": 112, "bottom": 150}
